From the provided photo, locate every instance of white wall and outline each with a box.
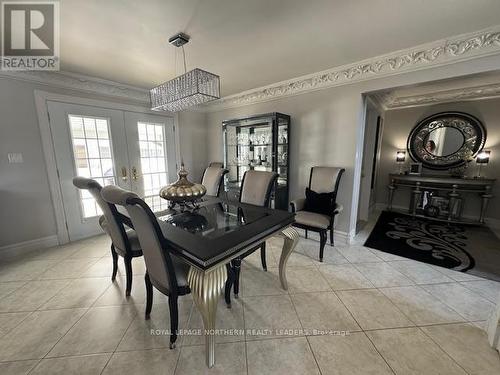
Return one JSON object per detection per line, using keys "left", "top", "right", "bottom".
{"left": 375, "top": 98, "right": 500, "bottom": 221}
{"left": 177, "top": 111, "right": 209, "bottom": 182}
{"left": 2, "top": 53, "right": 500, "bottom": 247}
{"left": 207, "top": 87, "right": 363, "bottom": 238}
{"left": 205, "top": 54, "right": 500, "bottom": 239}
{"left": 0, "top": 77, "right": 207, "bottom": 248}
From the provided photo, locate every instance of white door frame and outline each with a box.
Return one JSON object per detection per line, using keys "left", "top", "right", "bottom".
{"left": 34, "top": 89, "right": 179, "bottom": 245}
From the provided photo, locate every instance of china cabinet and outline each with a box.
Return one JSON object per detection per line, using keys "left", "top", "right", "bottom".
{"left": 222, "top": 112, "right": 290, "bottom": 210}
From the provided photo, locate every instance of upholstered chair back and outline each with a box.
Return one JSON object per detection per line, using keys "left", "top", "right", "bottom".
{"left": 101, "top": 185, "right": 174, "bottom": 291}
{"left": 309, "top": 167, "right": 345, "bottom": 196}
{"left": 208, "top": 162, "right": 224, "bottom": 168}
{"left": 239, "top": 170, "right": 278, "bottom": 207}
{"left": 72, "top": 177, "right": 127, "bottom": 251}
{"left": 201, "top": 166, "right": 227, "bottom": 196}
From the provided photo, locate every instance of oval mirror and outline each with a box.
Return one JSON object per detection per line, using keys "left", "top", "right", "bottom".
{"left": 407, "top": 112, "right": 486, "bottom": 170}
{"left": 423, "top": 126, "right": 465, "bottom": 157}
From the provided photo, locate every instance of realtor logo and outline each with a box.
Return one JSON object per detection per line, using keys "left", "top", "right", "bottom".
{"left": 1, "top": 1, "right": 59, "bottom": 70}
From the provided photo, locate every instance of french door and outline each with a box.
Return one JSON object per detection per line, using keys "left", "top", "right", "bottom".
{"left": 48, "top": 101, "right": 176, "bottom": 241}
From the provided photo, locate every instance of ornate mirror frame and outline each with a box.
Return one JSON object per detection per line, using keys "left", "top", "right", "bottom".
{"left": 407, "top": 111, "right": 486, "bottom": 170}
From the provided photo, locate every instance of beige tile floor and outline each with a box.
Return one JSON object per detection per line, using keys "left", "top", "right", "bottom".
{"left": 0, "top": 229, "right": 500, "bottom": 375}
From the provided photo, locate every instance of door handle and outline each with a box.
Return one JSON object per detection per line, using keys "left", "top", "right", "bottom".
{"left": 121, "top": 167, "right": 128, "bottom": 181}
{"left": 132, "top": 166, "right": 139, "bottom": 181}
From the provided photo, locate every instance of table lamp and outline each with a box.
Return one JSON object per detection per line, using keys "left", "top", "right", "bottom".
{"left": 396, "top": 150, "right": 406, "bottom": 174}
{"left": 475, "top": 150, "right": 490, "bottom": 178}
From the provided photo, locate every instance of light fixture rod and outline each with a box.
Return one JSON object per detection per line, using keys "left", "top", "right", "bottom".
{"left": 181, "top": 45, "right": 187, "bottom": 74}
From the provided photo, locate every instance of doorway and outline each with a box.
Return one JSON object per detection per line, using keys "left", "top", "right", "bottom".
{"left": 357, "top": 101, "right": 383, "bottom": 232}
{"left": 48, "top": 101, "right": 176, "bottom": 241}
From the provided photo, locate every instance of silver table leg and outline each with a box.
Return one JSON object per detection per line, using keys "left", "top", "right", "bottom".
{"left": 187, "top": 265, "right": 227, "bottom": 368}
{"left": 278, "top": 227, "right": 299, "bottom": 290}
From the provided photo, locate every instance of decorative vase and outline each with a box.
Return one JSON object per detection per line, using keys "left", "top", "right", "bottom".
{"left": 159, "top": 163, "right": 206, "bottom": 210}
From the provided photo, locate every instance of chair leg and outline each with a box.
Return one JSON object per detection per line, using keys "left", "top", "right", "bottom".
{"left": 224, "top": 263, "right": 234, "bottom": 308}
{"left": 260, "top": 242, "right": 267, "bottom": 271}
{"left": 330, "top": 228, "right": 334, "bottom": 246}
{"left": 124, "top": 256, "right": 133, "bottom": 297}
{"left": 232, "top": 258, "right": 241, "bottom": 298}
{"left": 145, "top": 272, "right": 153, "bottom": 320}
{"left": 319, "top": 231, "right": 327, "bottom": 262}
{"left": 305, "top": 229, "right": 308, "bottom": 239}
{"left": 111, "top": 245, "right": 118, "bottom": 282}
{"left": 168, "top": 294, "right": 179, "bottom": 349}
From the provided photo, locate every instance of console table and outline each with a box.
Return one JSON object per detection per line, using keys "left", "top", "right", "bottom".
{"left": 387, "top": 174, "right": 496, "bottom": 224}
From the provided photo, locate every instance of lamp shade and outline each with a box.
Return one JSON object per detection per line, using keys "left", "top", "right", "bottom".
{"left": 150, "top": 68, "right": 220, "bottom": 112}
{"left": 396, "top": 150, "right": 406, "bottom": 163}
{"left": 476, "top": 150, "right": 490, "bottom": 164}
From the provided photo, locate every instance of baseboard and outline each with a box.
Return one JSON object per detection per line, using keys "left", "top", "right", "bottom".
{"left": 0, "top": 235, "right": 59, "bottom": 257}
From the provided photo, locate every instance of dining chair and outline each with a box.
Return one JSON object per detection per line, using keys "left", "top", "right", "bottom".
{"left": 208, "top": 161, "right": 224, "bottom": 168}
{"left": 290, "top": 166, "right": 344, "bottom": 261}
{"left": 201, "top": 165, "right": 228, "bottom": 197}
{"left": 225, "top": 170, "right": 278, "bottom": 306}
{"left": 101, "top": 185, "right": 191, "bottom": 349}
{"left": 73, "top": 177, "right": 142, "bottom": 296}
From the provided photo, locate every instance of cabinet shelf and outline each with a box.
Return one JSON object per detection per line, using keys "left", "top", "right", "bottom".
{"left": 223, "top": 112, "right": 290, "bottom": 210}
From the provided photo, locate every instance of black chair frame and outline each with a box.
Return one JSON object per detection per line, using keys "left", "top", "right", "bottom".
{"left": 77, "top": 178, "right": 142, "bottom": 296}
{"left": 126, "top": 196, "right": 191, "bottom": 348}
{"left": 290, "top": 168, "right": 345, "bottom": 261}
{"left": 224, "top": 171, "right": 278, "bottom": 307}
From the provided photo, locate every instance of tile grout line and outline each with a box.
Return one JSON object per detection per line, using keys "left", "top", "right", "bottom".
{"left": 99, "top": 306, "right": 140, "bottom": 375}
{"left": 24, "top": 305, "right": 92, "bottom": 374}
{"left": 416, "top": 325, "right": 473, "bottom": 375}
{"left": 362, "top": 330, "right": 398, "bottom": 375}
{"left": 288, "top": 294, "right": 323, "bottom": 375}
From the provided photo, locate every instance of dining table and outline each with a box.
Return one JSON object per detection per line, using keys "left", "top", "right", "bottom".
{"left": 117, "top": 197, "right": 298, "bottom": 368}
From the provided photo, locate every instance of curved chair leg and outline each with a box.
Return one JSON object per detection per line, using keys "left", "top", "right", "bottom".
{"left": 330, "top": 228, "right": 334, "bottom": 246}
{"left": 319, "top": 231, "right": 327, "bottom": 262}
{"left": 124, "top": 256, "right": 133, "bottom": 297}
{"left": 260, "top": 242, "right": 267, "bottom": 271}
{"left": 111, "top": 245, "right": 118, "bottom": 282}
{"left": 145, "top": 272, "right": 153, "bottom": 320}
{"left": 168, "top": 294, "right": 179, "bottom": 349}
{"left": 232, "top": 258, "right": 241, "bottom": 298}
{"left": 224, "top": 263, "right": 234, "bottom": 308}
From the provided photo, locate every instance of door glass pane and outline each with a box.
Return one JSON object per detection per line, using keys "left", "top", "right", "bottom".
{"left": 69, "top": 115, "right": 116, "bottom": 219}
{"left": 138, "top": 121, "right": 169, "bottom": 212}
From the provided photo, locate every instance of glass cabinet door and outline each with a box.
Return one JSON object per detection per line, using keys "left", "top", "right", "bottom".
{"left": 223, "top": 113, "right": 290, "bottom": 210}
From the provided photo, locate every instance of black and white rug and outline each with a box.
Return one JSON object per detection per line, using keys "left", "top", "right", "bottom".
{"left": 364, "top": 211, "right": 500, "bottom": 282}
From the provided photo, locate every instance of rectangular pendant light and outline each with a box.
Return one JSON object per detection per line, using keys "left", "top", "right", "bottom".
{"left": 150, "top": 68, "right": 220, "bottom": 112}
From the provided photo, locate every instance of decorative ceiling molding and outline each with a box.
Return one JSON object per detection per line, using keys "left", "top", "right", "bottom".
{"left": 376, "top": 82, "right": 500, "bottom": 109}
{"left": 0, "top": 25, "right": 500, "bottom": 111}
{"left": 203, "top": 25, "right": 500, "bottom": 112}
{"left": 0, "top": 69, "right": 150, "bottom": 103}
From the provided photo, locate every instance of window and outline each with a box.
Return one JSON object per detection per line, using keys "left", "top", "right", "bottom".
{"left": 138, "top": 122, "right": 169, "bottom": 212}
{"left": 69, "top": 115, "right": 115, "bottom": 218}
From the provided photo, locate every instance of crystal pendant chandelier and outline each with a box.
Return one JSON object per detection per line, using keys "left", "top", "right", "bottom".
{"left": 150, "top": 33, "right": 220, "bottom": 112}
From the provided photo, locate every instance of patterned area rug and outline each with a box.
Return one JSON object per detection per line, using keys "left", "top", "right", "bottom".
{"left": 364, "top": 211, "right": 500, "bottom": 282}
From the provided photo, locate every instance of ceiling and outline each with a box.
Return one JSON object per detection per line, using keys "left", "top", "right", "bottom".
{"left": 60, "top": 0, "right": 500, "bottom": 96}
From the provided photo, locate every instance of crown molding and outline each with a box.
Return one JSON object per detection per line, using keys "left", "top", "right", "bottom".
{"left": 377, "top": 82, "right": 500, "bottom": 109}
{"left": 1, "top": 25, "right": 500, "bottom": 111}
{"left": 203, "top": 25, "right": 500, "bottom": 112}
{"left": 0, "top": 69, "right": 150, "bottom": 103}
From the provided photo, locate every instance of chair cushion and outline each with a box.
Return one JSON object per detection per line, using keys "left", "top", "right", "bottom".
{"left": 304, "top": 188, "right": 334, "bottom": 215}
{"left": 294, "top": 211, "right": 330, "bottom": 229}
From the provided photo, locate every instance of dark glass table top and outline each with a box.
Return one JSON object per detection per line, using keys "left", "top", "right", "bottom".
{"left": 118, "top": 199, "right": 295, "bottom": 270}
{"left": 158, "top": 202, "right": 270, "bottom": 240}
